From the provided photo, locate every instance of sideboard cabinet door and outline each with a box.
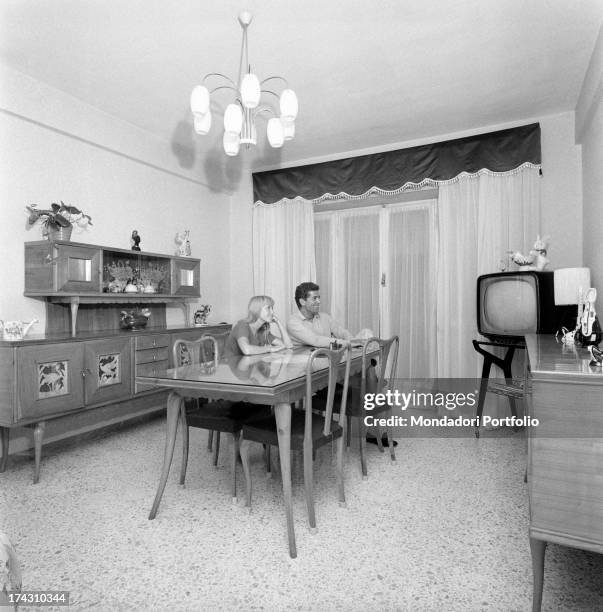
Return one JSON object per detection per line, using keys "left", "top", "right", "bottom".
{"left": 17, "top": 343, "right": 85, "bottom": 420}
{"left": 83, "top": 338, "right": 133, "bottom": 405}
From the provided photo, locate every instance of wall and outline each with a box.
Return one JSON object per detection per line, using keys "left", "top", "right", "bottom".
{"left": 0, "top": 63, "right": 232, "bottom": 453}
{"left": 0, "top": 62, "right": 232, "bottom": 327}
{"left": 576, "top": 24, "right": 603, "bottom": 291}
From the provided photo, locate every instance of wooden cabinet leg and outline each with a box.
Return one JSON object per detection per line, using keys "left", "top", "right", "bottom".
{"left": 530, "top": 536, "right": 547, "bottom": 612}
{"left": 33, "top": 421, "right": 46, "bottom": 484}
{"left": 0, "top": 427, "right": 9, "bottom": 472}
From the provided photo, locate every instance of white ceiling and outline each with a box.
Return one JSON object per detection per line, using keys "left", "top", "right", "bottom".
{"left": 1, "top": 0, "right": 602, "bottom": 171}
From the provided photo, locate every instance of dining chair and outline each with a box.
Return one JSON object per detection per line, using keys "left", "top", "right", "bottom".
{"left": 172, "top": 334, "right": 269, "bottom": 501}
{"left": 239, "top": 345, "right": 352, "bottom": 532}
{"left": 314, "top": 336, "right": 400, "bottom": 479}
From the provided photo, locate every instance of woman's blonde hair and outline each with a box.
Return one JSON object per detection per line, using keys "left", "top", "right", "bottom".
{"left": 246, "top": 295, "right": 274, "bottom": 326}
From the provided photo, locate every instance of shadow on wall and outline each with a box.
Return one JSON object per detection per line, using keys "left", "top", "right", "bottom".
{"left": 171, "top": 120, "right": 197, "bottom": 170}
{"left": 170, "top": 113, "right": 287, "bottom": 195}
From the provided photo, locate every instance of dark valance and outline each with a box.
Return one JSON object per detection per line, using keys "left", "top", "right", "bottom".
{"left": 253, "top": 123, "right": 541, "bottom": 204}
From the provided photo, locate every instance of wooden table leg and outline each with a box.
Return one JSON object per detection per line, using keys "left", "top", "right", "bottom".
{"left": 274, "top": 401, "right": 296, "bottom": 558}
{"left": 530, "top": 536, "right": 547, "bottom": 612}
{"left": 33, "top": 421, "right": 46, "bottom": 484}
{"left": 0, "top": 427, "right": 9, "bottom": 473}
{"left": 149, "top": 392, "right": 182, "bottom": 520}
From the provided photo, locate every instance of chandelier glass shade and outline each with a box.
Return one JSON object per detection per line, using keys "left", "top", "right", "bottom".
{"left": 190, "top": 11, "right": 298, "bottom": 156}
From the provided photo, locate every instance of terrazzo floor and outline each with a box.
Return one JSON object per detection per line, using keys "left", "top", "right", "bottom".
{"left": 1, "top": 415, "right": 601, "bottom": 611}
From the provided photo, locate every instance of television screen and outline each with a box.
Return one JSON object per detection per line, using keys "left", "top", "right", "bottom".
{"left": 477, "top": 271, "right": 559, "bottom": 339}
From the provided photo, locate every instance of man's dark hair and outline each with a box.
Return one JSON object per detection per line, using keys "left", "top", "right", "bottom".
{"left": 295, "top": 282, "right": 319, "bottom": 309}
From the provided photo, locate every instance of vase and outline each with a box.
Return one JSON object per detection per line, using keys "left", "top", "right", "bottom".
{"left": 46, "top": 225, "right": 73, "bottom": 241}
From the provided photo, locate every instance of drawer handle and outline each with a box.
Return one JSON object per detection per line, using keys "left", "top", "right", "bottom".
{"left": 153, "top": 354, "right": 157, "bottom": 361}
{"left": 152, "top": 340, "right": 157, "bottom": 347}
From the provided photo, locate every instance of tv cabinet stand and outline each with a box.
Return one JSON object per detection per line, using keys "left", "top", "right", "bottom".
{"left": 472, "top": 338, "right": 526, "bottom": 437}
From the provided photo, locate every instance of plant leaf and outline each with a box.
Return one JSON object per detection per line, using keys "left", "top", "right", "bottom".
{"left": 54, "top": 213, "right": 71, "bottom": 228}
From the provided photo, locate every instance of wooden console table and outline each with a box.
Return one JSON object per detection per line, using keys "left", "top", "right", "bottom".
{"left": 524, "top": 334, "right": 603, "bottom": 611}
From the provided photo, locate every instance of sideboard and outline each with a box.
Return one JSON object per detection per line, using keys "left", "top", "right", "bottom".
{"left": 0, "top": 324, "right": 231, "bottom": 483}
{"left": 0, "top": 239, "right": 230, "bottom": 483}
{"left": 524, "top": 334, "right": 603, "bottom": 611}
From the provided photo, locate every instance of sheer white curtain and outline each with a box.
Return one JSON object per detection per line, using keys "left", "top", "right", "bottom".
{"left": 314, "top": 215, "right": 333, "bottom": 314}
{"left": 315, "top": 207, "right": 381, "bottom": 336}
{"left": 253, "top": 199, "right": 316, "bottom": 319}
{"left": 383, "top": 203, "right": 437, "bottom": 378}
{"left": 436, "top": 167, "right": 541, "bottom": 378}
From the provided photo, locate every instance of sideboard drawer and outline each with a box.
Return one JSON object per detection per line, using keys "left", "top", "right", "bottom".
{"left": 135, "top": 359, "right": 169, "bottom": 393}
{"left": 135, "top": 335, "right": 169, "bottom": 351}
{"left": 135, "top": 347, "right": 169, "bottom": 365}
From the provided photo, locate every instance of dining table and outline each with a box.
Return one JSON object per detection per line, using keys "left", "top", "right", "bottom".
{"left": 136, "top": 345, "right": 369, "bottom": 558}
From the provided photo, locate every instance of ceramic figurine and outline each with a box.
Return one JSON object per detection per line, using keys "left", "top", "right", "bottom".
{"left": 175, "top": 230, "right": 190, "bottom": 257}
{"left": 576, "top": 287, "right": 602, "bottom": 347}
{"left": 511, "top": 235, "right": 550, "bottom": 271}
{"left": 589, "top": 344, "right": 603, "bottom": 367}
{"left": 194, "top": 304, "right": 211, "bottom": 326}
{"left": 131, "top": 230, "right": 141, "bottom": 251}
{"left": 0, "top": 318, "right": 38, "bottom": 341}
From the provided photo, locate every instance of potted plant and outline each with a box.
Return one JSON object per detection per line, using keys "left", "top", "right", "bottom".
{"left": 25, "top": 201, "right": 92, "bottom": 241}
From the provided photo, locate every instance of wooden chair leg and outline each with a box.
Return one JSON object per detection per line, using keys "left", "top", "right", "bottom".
{"left": 0, "top": 426, "right": 9, "bottom": 473}
{"left": 387, "top": 415, "right": 396, "bottom": 461}
{"left": 346, "top": 415, "right": 352, "bottom": 448}
{"left": 230, "top": 432, "right": 239, "bottom": 503}
{"left": 213, "top": 431, "right": 220, "bottom": 466}
{"left": 264, "top": 444, "right": 272, "bottom": 476}
{"left": 179, "top": 405, "right": 189, "bottom": 485}
{"left": 375, "top": 424, "right": 385, "bottom": 453}
{"left": 239, "top": 438, "right": 253, "bottom": 509}
{"left": 207, "top": 430, "right": 214, "bottom": 452}
{"left": 33, "top": 421, "right": 46, "bottom": 484}
{"left": 358, "top": 414, "right": 368, "bottom": 479}
{"left": 336, "top": 435, "right": 346, "bottom": 507}
{"left": 303, "top": 442, "right": 316, "bottom": 532}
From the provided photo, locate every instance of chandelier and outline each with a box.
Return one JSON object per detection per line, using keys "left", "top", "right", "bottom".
{"left": 189, "top": 11, "right": 298, "bottom": 156}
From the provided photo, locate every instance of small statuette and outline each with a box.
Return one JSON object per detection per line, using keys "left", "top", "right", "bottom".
{"left": 131, "top": 230, "right": 141, "bottom": 251}
{"left": 175, "top": 230, "right": 191, "bottom": 257}
{"left": 194, "top": 304, "right": 211, "bottom": 326}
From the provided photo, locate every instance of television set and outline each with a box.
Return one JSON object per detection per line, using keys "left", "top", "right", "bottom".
{"left": 477, "top": 271, "right": 562, "bottom": 340}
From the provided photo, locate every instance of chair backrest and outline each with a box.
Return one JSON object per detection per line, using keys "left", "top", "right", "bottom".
{"left": 360, "top": 336, "right": 400, "bottom": 398}
{"left": 172, "top": 334, "right": 220, "bottom": 367}
{"left": 305, "top": 345, "right": 352, "bottom": 437}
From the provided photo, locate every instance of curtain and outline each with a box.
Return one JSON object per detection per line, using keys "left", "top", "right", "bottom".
{"left": 253, "top": 124, "right": 541, "bottom": 204}
{"left": 314, "top": 201, "right": 437, "bottom": 379}
{"left": 314, "top": 208, "right": 381, "bottom": 335}
{"left": 314, "top": 215, "right": 333, "bottom": 314}
{"left": 384, "top": 203, "right": 437, "bottom": 378}
{"left": 436, "top": 166, "right": 541, "bottom": 380}
{"left": 252, "top": 199, "right": 316, "bottom": 319}
{"left": 337, "top": 210, "right": 381, "bottom": 335}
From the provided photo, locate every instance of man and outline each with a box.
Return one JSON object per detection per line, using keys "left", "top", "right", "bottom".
{"left": 287, "top": 282, "right": 353, "bottom": 348}
{"left": 287, "top": 281, "right": 396, "bottom": 448}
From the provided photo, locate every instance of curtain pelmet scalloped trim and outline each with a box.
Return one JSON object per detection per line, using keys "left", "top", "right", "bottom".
{"left": 253, "top": 162, "right": 541, "bottom": 207}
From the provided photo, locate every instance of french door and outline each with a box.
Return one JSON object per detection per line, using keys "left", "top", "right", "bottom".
{"left": 314, "top": 199, "right": 437, "bottom": 378}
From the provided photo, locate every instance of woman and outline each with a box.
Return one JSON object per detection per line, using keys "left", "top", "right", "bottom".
{"left": 224, "top": 295, "right": 293, "bottom": 356}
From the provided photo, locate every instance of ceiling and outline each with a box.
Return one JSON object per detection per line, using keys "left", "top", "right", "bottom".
{"left": 1, "top": 0, "right": 602, "bottom": 172}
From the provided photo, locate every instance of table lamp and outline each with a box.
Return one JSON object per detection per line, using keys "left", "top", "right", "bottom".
{"left": 554, "top": 267, "right": 591, "bottom": 330}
